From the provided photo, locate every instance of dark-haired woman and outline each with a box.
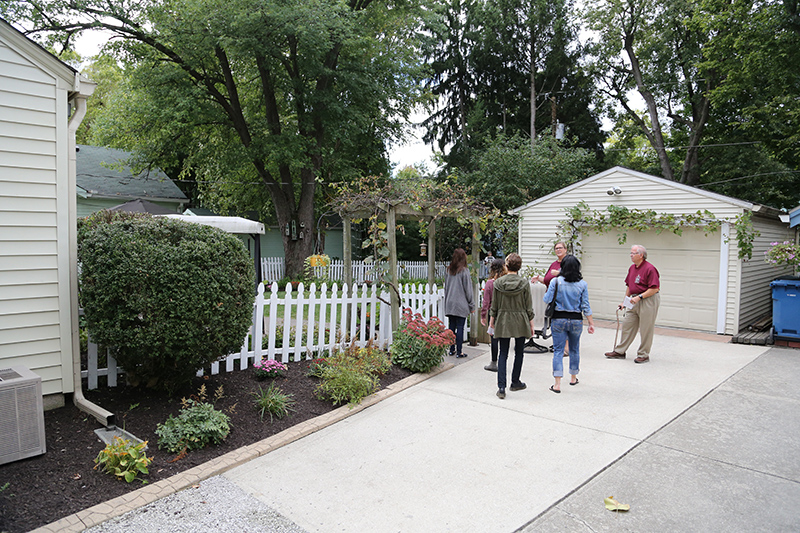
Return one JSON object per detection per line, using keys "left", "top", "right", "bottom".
{"left": 444, "top": 248, "right": 474, "bottom": 358}
{"left": 480, "top": 258, "right": 506, "bottom": 371}
{"left": 543, "top": 255, "right": 595, "bottom": 393}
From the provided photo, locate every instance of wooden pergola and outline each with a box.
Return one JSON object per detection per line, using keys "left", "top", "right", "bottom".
{"left": 340, "top": 203, "right": 482, "bottom": 342}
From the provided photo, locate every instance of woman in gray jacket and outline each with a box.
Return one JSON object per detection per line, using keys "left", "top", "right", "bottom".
{"left": 444, "top": 248, "right": 474, "bottom": 358}
{"left": 489, "top": 253, "right": 535, "bottom": 399}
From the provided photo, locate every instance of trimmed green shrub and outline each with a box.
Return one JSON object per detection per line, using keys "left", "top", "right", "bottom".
{"left": 78, "top": 211, "right": 255, "bottom": 391}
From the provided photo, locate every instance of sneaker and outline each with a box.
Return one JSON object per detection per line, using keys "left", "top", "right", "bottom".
{"left": 510, "top": 382, "right": 527, "bottom": 391}
{"left": 634, "top": 356, "right": 650, "bottom": 364}
{"left": 456, "top": 353, "right": 468, "bottom": 358}
{"left": 496, "top": 389, "right": 506, "bottom": 399}
{"left": 604, "top": 351, "right": 626, "bottom": 359}
{"left": 484, "top": 361, "right": 498, "bottom": 372}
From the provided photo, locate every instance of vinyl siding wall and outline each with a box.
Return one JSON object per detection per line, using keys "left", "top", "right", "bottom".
{"left": 737, "top": 215, "right": 795, "bottom": 331}
{"left": 0, "top": 37, "right": 72, "bottom": 395}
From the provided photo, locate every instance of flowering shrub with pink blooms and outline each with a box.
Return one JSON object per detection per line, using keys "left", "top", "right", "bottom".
{"left": 764, "top": 241, "right": 800, "bottom": 269}
{"left": 253, "top": 359, "right": 288, "bottom": 380}
{"left": 390, "top": 309, "right": 456, "bottom": 373}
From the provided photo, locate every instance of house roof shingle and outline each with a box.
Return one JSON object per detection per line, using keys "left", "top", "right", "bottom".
{"left": 76, "top": 145, "right": 187, "bottom": 202}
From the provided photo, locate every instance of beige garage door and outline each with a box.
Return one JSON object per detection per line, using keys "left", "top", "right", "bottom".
{"left": 579, "top": 229, "right": 720, "bottom": 331}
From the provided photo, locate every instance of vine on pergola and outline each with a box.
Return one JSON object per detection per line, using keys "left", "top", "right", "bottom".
{"left": 332, "top": 175, "right": 497, "bottom": 270}
{"left": 331, "top": 175, "right": 497, "bottom": 334}
{"left": 556, "top": 201, "right": 759, "bottom": 260}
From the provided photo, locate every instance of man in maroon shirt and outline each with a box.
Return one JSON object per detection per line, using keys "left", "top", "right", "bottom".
{"left": 605, "top": 244, "right": 661, "bottom": 363}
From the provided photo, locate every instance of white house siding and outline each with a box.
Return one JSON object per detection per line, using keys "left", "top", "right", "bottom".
{"left": 736, "top": 215, "right": 795, "bottom": 331}
{"left": 514, "top": 168, "right": 753, "bottom": 334}
{"left": 0, "top": 32, "right": 74, "bottom": 397}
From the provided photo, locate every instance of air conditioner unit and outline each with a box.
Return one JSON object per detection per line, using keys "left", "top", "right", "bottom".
{"left": 0, "top": 366, "right": 46, "bottom": 465}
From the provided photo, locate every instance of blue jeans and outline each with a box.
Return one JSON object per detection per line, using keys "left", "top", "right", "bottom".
{"left": 497, "top": 337, "right": 526, "bottom": 389}
{"left": 551, "top": 318, "right": 582, "bottom": 377}
{"left": 490, "top": 336, "right": 499, "bottom": 362}
{"left": 447, "top": 315, "right": 466, "bottom": 355}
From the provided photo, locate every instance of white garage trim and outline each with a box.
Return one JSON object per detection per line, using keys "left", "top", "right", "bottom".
{"left": 716, "top": 222, "right": 730, "bottom": 334}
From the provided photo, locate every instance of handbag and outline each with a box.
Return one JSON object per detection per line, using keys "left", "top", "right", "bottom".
{"left": 545, "top": 278, "right": 559, "bottom": 319}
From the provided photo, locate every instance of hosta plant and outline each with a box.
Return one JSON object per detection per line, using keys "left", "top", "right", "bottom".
{"left": 94, "top": 436, "right": 152, "bottom": 483}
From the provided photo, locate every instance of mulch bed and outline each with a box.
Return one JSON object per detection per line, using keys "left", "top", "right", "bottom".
{"left": 0, "top": 360, "right": 413, "bottom": 533}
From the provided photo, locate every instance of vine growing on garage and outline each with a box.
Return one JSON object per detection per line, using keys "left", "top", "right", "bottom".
{"left": 555, "top": 201, "right": 759, "bottom": 260}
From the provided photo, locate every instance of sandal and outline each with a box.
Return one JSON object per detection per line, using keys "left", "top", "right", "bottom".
{"left": 569, "top": 378, "right": 579, "bottom": 386}
{"left": 549, "top": 385, "right": 561, "bottom": 394}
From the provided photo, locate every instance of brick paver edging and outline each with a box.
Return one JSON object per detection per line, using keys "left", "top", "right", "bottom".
{"left": 31, "top": 362, "right": 455, "bottom": 533}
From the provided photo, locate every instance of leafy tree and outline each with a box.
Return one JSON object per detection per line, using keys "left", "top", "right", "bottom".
{"left": 696, "top": 0, "right": 800, "bottom": 171}
{"left": 461, "top": 134, "right": 594, "bottom": 213}
{"left": 584, "top": 0, "right": 714, "bottom": 185}
{"left": 5, "top": 0, "right": 425, "bottom": 277}
{"left": 458, "top": 134, "right": 594, "bottom": 255}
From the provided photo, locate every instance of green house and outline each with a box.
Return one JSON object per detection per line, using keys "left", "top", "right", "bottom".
{"left": 76, "top": 145, "right": 187, "bottom": 217}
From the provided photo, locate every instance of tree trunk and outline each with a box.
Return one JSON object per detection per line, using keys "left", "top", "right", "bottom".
{"left": 267, "top": 165, "right": 317, "bottom": 279}
{"left": 624, "top": 34, "right": 674, "bottom": 181}
{"left": 679, "top": 94, "right": 710, "bottom": 186}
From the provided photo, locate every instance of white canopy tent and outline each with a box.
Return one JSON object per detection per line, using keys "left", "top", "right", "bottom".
{"left": 158, "top": 214, "right": 266, "bottom": 285}
{"left": 159, "top": 214, "right": 265, "bottom": 234}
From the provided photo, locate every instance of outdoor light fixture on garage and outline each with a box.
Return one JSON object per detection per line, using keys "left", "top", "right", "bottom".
{"left": 607, "top": 186, "right": 622, "bottom": 195}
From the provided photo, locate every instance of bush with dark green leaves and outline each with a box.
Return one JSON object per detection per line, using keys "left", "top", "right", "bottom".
{"left": 78, "top": 211, "right": 255, "bottom": 391}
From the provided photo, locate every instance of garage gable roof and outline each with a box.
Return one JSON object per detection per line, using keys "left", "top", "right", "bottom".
{"left": 510, "top": 166, "right": 756, "bottom": 214}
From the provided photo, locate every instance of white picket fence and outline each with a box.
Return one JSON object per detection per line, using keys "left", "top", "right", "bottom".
{"left": 82, "top": 281, "right": 464, "bottom": 389}
{"left": 261, "top": 257, "right": 472, "bottom": 283}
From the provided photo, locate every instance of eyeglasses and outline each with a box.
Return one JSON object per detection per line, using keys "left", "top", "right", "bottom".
{"left": 555, "top": 246, "right": 566, "bottom": 250}
{"left": 630, "top": 251, "right": 642, "bottom": 255}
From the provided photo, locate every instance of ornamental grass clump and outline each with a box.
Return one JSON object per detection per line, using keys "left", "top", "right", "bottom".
{"left": 252, "top": 382, "right": 295, "bottom": 422}
{"left": 390, "top": 309, "right": 455, "bottom": 373}
{"left": 765, "top": 241, "right": 800, "bottom": 269}
{"left": 253, "top": 359, "right": 288, "bottom": 380}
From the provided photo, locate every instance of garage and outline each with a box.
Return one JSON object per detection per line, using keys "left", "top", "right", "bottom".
{"left": 580, "top": 229, "right": 721, "bottom": 331}
{"left": 512, "top": 167, "right": 794, "bottom": 335}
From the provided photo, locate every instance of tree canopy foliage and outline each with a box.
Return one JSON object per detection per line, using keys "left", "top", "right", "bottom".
{"left": 5, "top": 0, "right": 426, "bottom": 276}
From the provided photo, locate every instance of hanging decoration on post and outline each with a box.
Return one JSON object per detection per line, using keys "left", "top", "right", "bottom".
{"left": 420, "top": 242, "right": 428, "bottom": 257}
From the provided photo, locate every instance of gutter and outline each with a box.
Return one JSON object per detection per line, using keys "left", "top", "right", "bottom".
{"left": 67, "top": 77, "right": 115, "bottom": 428}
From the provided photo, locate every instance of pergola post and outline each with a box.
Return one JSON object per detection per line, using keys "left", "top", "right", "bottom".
{"left": 427, "top": 218, "right": 436, "bottom": 288}
{"left": 469, "top": 220, "right": 480, "bottom": 346}
{"left": 343, "top": 217, "right": 352, "bottom": 290}
{"left": 387, "top": 206, "right": 400, "bottom": 332}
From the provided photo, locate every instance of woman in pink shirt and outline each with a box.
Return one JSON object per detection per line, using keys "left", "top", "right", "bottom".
{"left": 532, "top": 241, "right": 570, "bottom": 356}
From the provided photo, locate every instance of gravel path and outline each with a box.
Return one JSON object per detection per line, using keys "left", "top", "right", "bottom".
{"left": 85, "top": 476, "right": 308, "bottom": 533}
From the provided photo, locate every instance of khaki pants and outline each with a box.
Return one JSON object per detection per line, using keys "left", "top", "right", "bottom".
{"left": 614, "top": 293, "right": 660, "bottom": 357}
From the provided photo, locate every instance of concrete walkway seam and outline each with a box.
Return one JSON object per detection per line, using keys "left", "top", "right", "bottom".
{"left": 513, "top": 354, "right": 757, "bottom": 533}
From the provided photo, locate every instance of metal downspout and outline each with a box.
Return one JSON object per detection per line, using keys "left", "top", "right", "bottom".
{"left": 67, "top": 82, "right": 116, "bottom": 428}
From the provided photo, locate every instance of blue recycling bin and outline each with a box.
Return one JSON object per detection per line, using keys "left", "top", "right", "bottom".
{"left": 771, "top": 277, "right": 800, "bottom": 340}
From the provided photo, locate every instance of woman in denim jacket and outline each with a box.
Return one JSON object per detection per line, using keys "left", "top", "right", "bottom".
{"left": 543, "top": 255, "right": 595, "bottom": 392}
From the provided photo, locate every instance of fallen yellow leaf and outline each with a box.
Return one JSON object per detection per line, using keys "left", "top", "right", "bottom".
{"left": 604, "top": 496, "right": 630, "bottom": 512}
